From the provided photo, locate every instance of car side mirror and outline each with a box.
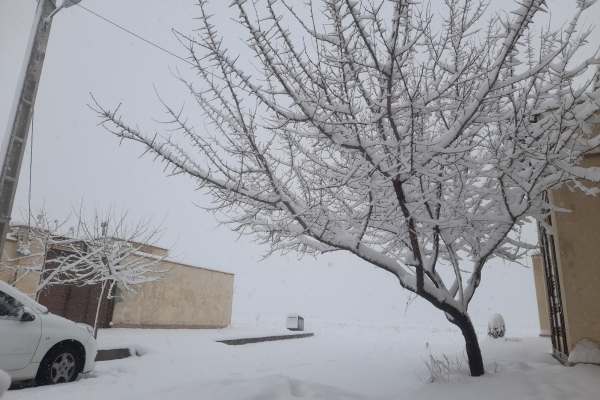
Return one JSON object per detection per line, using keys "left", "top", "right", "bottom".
{"left": 19, "top": 307, "right": 36, "bottom": 322}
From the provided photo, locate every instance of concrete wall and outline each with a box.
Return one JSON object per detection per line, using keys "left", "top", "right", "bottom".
{"left": 111, "top": 259, "right": 234, "bottom": 329}
{"left": 531, "top": 254, "right": 551, "bottom": 337}
{"left": 0, "top": 236, "right": 41, "bottom": 296}
{"left": 549, "top": 152, "right": 600, "bottom": 351}
{"left": 0, "top": 238, "right": 18, "bottom": 284}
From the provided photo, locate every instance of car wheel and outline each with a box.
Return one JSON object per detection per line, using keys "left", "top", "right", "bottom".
{"left": 37, "top": 345, "right": 82, "bottom": 385}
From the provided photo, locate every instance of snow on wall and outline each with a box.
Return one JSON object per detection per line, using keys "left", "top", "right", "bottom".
{"left": 568, "top": 338, "right": 600, "bottom": 365}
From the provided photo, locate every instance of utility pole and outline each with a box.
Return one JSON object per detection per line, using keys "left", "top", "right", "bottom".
{"left": 0, "top": 0, "right": 57, "bottom": 259}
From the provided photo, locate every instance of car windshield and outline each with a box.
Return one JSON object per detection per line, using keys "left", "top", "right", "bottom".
{"left": 0, "top": 281, "right": 47, "bottom": 314}
{"left": 0, "top": 290, "right": 23, "bottom": 318}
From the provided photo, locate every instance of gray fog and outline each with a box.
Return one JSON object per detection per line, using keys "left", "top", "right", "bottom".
{"left": 1, "top": 0, "right": 598, "bottom": 329}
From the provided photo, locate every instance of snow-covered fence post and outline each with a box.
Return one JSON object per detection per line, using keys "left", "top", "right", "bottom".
{"left": 93, "top": 0, "right": 600, "bottom": 376}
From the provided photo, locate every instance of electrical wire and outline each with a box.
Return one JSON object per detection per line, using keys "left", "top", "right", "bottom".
{"left": 74, "top": 3, "right": 196, "bottom": 68}
{"left": 24, "top": 4, "right": 192, "bottom": 235}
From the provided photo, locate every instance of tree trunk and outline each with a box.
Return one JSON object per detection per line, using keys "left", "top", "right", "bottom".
{"left": 453, "top": 313, "right": 485, "bottom": 377}
{"left": 93, "top": 281, "right": 107, "bottom": 339}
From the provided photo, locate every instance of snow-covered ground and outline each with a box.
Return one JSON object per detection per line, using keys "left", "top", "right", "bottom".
{"left": 5, "top": 322, "right": 600, "bottom": 400}
{"left": 0, "top": 370, "right": 10, "bottom": 398}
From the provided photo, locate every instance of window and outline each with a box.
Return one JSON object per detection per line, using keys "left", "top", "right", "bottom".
{"left": 0, "top": 290, "right": 23, "bottom": 318}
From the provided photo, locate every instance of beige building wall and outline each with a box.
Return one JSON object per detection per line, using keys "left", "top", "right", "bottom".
{"left": 111, "top": 259, "right": 234, "bottom": 329}
{"left": 531, "top": 254, "right": 551, "bottom": 337}
{"left": 0, "top": 236, "right": 41, "bottom": 296}
{"left": 0, "top": 238, "right": 17, "bottom": 279}
{"left": 0, "top": 238, "right": 18, "bottom": 284}
{"left": 2, "top": 227, "right": 235, "bottom": 329}
{"left": 548, "top": 152, "right": 600, "bottom": 352}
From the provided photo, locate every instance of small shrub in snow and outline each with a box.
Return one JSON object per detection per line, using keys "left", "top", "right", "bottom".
{"left": 0, "top": 369, "right": 10, "bottom": 397}
{"left": 568, "top": 339, "right": 600, "bottom": 365}
{"left": 488, "top": 314, "right": 506, "bottom": 339}
{"left": 425, "top": 353, "right": 466, "bottom": 383}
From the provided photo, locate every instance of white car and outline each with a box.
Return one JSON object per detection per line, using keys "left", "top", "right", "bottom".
{"left": 0, "top": 281, "right": 97, "bottom": 385}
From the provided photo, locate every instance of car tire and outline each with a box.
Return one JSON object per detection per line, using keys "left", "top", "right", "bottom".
{"left": 36, "top": 344, "right": 82, "bottom": 385}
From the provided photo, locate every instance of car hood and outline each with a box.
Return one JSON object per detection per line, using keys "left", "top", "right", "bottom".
{"left": 19, "top": 294, "right": 48, "bottom": 314}
{"left": 43, "top": 311, "right": 77, "bottom": 326}
{"left": 41, "top": 312, "right": 93, "bottom": 337}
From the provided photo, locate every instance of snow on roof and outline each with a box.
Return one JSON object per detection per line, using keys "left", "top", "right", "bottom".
{"left": 131, "top": 250, "right": 234, "bottom": 276}
{"left": 165, "top": 258, "right": 234, "bottom": 276}
{"left": 6, "top": 224, "right": 234, "bottom": 277}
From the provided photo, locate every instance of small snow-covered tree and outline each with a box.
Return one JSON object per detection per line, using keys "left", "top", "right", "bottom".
{"left": 0, "top": 211, "right": 75, "bottom": 295}
{"left": 93, "top": 0, "right": 600, "bottom": 376}
{"left": 1, "top": 210, "right": 164, "bottom": 335}
{"left": 38, "top": 211, "right": 165, "bottom": 335}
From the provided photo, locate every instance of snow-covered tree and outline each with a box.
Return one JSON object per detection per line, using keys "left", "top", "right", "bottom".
{"left": 1, "top": 210, "right": 164, "bottom": 335}
{"left": 93, "top": 0, "right": 600, "bottom": 376}
{"left": 0, "top": 212, "right": 75, "bottom": 295}
{"left": 39, "top": 211, "right": 165, "bottom": 335}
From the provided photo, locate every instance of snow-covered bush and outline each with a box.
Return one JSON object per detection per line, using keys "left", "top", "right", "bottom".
{"left": 488, "top": 314, "right": 506, "bottom": 339}
{"left": 425, "top": 353, "right": 467, "bottom": 383}
{"left": 568, "top": 339, "right": 600, "bottom": 365}
{"left": 0, "top": 369, "right": 10, "bottom": 397}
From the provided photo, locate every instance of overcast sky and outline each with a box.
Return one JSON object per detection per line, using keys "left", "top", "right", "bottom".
{"left": 1, "top": 0, "right": 598, "bottom": 330}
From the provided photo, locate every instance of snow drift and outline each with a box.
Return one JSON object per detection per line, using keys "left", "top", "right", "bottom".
{"left": 0, "top": 369, "right": 10, "bottom": 398}
{"left": 568, "top": 338, "right": 600, "bottom": 365}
